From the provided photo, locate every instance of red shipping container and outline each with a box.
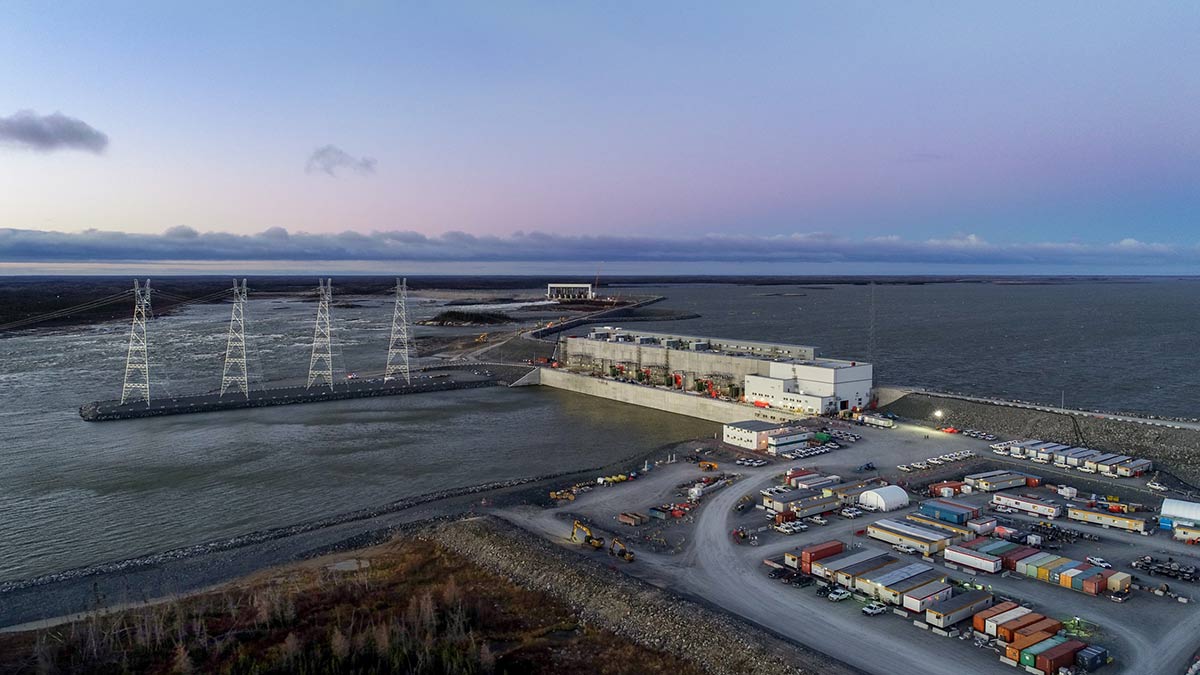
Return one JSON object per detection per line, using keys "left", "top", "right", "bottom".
{"left": 1001, "top": 546, "right": 1039, "bottom": 571}
{"left": 972, "top": 602, "right": 1018, "bottom": 633}
{"left": 800, "top": 540, "right": 844, "bottom": 562}
{"left": 1036, "top": 640, "right": 1086, "bottom": 674}
{"left": 961, "top": 536, "right": 989, "bottom": 549}
{"left": 997, "top": 612, "right": 1044, "bottom": 642}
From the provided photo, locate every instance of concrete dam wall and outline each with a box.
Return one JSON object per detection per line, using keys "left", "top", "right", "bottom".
{"left": 523, "top": 368, "right": 757, "bottom": 424}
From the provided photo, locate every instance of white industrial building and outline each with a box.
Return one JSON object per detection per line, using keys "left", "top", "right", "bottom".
{"left": 858, "top": 485, "right": 910, "bottom": 512}
{"left": 561, "top": 327, "right": 873, "bottom": 415}
{"left": 722, "top": 420, "right": 806, "bottom": 451}
{"left": 744, "top": 360, "right": 874, "bottom": 414}
{"left": 546, "top": 283, "right": 595, "bottom": 300}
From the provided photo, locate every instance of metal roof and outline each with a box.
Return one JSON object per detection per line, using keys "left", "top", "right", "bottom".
{"left": 926, "top": 590, "right": 992, "bottom": 616}
{"left": 1161, "top": 499, "right": 1200, "bottom": 523}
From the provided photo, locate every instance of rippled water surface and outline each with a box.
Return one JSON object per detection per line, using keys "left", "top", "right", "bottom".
{"left": 2, "top": 279, "right": 1197, "bottom": 582}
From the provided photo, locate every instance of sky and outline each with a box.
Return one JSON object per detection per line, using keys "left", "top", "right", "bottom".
{"left": 0, "top": 2, "right": 1197, "bottom": 274}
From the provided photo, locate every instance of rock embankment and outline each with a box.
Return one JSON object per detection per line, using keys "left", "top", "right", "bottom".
{"left": 883, "top": 393, "right": 1200, "bottom": 486}
{"left": 425, "top": 516, "right": 859, "bottom": 675}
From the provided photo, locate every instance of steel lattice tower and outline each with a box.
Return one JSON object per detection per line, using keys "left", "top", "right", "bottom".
{"left": 120, "top": 279, "right": 152, "bottom": 405}
{"left": 384, "top": 277, "right": 412, "bottom": 384}
{"left": 220, "top": 279, "right": 250, "bottom": 398}
{"left": 307, "top": 278, "right": 334, "bottom": 390}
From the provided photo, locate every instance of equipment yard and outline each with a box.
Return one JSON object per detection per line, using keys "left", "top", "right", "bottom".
{"left": 499, "top": 418, "right": 1200, "bottom": 675}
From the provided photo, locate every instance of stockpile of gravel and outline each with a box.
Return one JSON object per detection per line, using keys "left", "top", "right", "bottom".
{"left": 425, "top": 517, "right": 857, "bottom": 675}
{"left": 883, "top": 394, "right": 1200, "bottom": 485}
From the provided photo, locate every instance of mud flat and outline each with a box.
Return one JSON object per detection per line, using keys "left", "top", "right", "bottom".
{"left": 423, "top": 516, "right": 858, "bottom": 675}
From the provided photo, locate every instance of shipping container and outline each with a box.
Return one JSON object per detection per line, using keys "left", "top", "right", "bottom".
{"left": 1107, "top": 571, "right": 1132, "bottom": 592}
{"left": 1049, "top": 560, "right": 1082, "bottom": 584}
{"left": 1001, "top": 546, "right": 1039, "bottom": 571}
{"left": 1017, "top": 552, "right": 1056, "bottom": 576}
{"left": 1076, "top": 645, "right": 1109, "bottom": 671}
{"left": 985, "top": 607, "right": 1032, "bottom": 636}
{"left": 997, "top": 612, "right": 1044, "bottom": 642}
{"left": 1020, "top": 636, "right": 1068, "bottom": 668}
{"left": 967, "top": 517, "right": 997, "bottom": 534}
{"left": 992, "top": 493, "right": 1062, "bottom": 518}
{"left": 1037, "top": 639, "right": 1087, "bottom": 675}
{"left": 1017, "top": 617, "right": 1063, "bottom": 638}
{"left": 1006, "top": 631, "right": 1052, "bottom": 662}
{"left": 972, "top": 601, "right": 1019, "bottom": 633}
{"left": 945, "top": 546, "right": 1002, "bottom": 573}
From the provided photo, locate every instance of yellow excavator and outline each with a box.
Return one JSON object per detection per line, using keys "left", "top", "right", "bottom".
{"left": 609, "top": 537, "right": 635, "bottom": 562}
{"left": 475, "top": 333, "right": 489, "bottom": 343}
{"left": 699, "top": 461, "right": 719, "bottom": 472}
{"left": 570, "top": 520, "right": 605, "bottom": 549}
{"left": 549, "top": 489, "right": 576, "bottom": 502}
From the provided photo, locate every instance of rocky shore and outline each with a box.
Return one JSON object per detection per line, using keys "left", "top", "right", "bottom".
{"left": 425, "top": 516, "right": 860, "bottom": 675}
{"left": 883, "top": 393, "right": 1200, "bottom": 486}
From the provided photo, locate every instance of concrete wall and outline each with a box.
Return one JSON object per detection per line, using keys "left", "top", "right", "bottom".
{"left": 536, "top": 368, "right": 756, "bottom": 423}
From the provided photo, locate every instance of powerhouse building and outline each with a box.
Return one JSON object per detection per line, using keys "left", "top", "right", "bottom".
{"left": 561, "top": 328, "right": 873, "bottom": 414}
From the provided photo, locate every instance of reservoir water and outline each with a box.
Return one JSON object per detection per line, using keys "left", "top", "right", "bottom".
{"left": 2, "top": 278, "right": 1197, "bottom": 582}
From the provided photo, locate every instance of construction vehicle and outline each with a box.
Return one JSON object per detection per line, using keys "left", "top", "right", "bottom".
{"left": 570, "top": 520, "right": 604, "bottom": 549}
{"left": 608, "top": 537, "right": 635, "bottom": 562}
{"left": 475, "top": 333, "right": 489, "bottom": 343}
{"left": 549, "top": 490, "right": 575, "bottom": 502}
{"left": 698, "top": 461, "right": 719, "bottom": 472}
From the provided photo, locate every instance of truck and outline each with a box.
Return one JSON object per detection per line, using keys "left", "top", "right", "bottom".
{"left": 859, "top": 414, "right": 895, "bottom": 429}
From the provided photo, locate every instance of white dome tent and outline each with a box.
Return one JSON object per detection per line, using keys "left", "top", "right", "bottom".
{"left": 859, "top": 485, "right": 910, "bottom": 512}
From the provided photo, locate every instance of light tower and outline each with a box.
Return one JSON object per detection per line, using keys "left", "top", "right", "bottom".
{"left": 307, "top": 278, "right": 334, "bottom": 390}
{"left": 384, "top": 277, "right": 411, "bottom": 384}
{"left": 220, "top": 279, "right": 249, "bottom": 398}
{"left": 120, "top": 279, "right": 152, "bottom": 405}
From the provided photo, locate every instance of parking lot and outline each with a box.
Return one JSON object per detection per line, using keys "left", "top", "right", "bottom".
{"left": 499, "top": 419, "right": 1200, "bottom": 675}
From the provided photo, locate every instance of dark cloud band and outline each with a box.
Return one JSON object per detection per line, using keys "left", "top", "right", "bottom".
{"left": 0, "top": 227, "right": 1192, "bottom": 267}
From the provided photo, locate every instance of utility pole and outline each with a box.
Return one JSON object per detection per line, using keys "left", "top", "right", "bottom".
{"left": 307, "top": 278, "right": 334, "bottom": 390}
{"left": 121, "top": 279, "right": 152, "bottom": 405}
{"left": 220, "top": 279, "right": 249, "bottom": 398}
{"left": 384, "top": 277, "right": 412, "bottom": 384}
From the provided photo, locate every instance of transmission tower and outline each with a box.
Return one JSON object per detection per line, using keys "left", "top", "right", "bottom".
{"left": 384, "top": 277, "right": 412, "bottom": 384}
{"left": 220, "top": 279, "right": 249, "bottom": 398}
{"left": 307, "top": 278, "right": 335, "bottom": 390}
{"left": 120, "top": 279, "right": 152, "bottom": 405}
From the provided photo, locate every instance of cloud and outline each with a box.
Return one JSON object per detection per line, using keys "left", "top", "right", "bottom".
{"left": 0, "top": 110, "right": 109, "bottom": 153}
{"left": 305, "top": 145, "right": 376, "bottom": 176}
{"left": 0, "top": 227, "right": 1197, "bottom": 269}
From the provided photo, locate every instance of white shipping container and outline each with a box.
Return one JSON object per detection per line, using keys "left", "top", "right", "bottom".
{"left": 985, "top": 607, "right": 1032, "bottom": 636}
{"left": 944, "top": 546, "right": 1002, "bottom": 573}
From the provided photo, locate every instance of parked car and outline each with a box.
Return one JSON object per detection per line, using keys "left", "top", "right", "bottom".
{"left": 893, "top": 544, "right": 919, "bottom": 555}
{"left": 859, "top": 503, "right": 879, "bottom": 512}
{"left": 790, "top": 574, "right": 815, "bottom": 588}
{"left": 1086, "top": 556, "right": 1112, "bottom": 568}
{"left": 1147, "top": 481, "right": 1168, "bottom": 492}
{"left": 862, "top": 602, "right": 888, "bottom": 615}
{"left": 897, "top": 464, "right": 911, "bottom": 472}
{"left": 827, "top": 588, "right": 852, "bottom": 602}
{"left": 768, "top": 567, "right": 787, "bottom": 579}
{"left": 807, "top": 515, "right": 828, "bottom": 526}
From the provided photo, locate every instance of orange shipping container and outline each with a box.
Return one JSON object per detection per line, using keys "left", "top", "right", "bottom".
{"left": 972, "top": 601, "right": 1018, "bottom": 633}
{"left": 1006, "top": 631, "right": 1052, "bottom": 662}
{"left": 997, "top": 612, "right": 1044, "bottom": 642}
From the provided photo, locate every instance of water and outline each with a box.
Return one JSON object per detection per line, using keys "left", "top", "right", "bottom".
{"left": 0, "top": 293, "right": 707, "bottom": 583}
{"left": 620, "top": 279, "right": 1200, "bottom": 417}
{"left": 2, "top": 278, "right": 1198, "bottom": 583}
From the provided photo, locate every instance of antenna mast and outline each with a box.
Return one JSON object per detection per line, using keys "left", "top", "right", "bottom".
{"left": 384, "top": 277, "right": 412, "bottom": 384}
{"left": 220, "top": 279, "right": 249, "bottom": 398}
{"left": 121, "top": 279, "right": 152, "bottom": 405}
{"left": 307, "top": 278, "right": 334, "bottom": 390}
